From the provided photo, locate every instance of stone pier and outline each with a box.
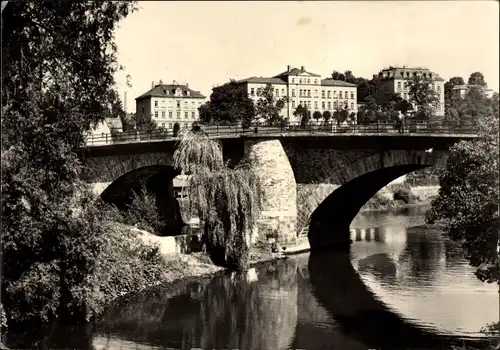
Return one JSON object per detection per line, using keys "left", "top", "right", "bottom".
{"left": 244, "top": 139, "right": 298, "bottom": 245}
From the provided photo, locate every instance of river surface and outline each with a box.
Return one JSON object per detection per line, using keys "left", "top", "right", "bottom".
{"left": 6, "top": 205, "right": 499, "bottom": 350}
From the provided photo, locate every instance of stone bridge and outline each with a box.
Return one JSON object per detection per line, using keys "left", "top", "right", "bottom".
{"left": 80, "top": 133, "right": 477, "bottom": 249}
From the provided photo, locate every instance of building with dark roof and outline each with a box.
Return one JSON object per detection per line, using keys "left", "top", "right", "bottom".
{"left": 374, "top": 66, "right": 446, "bottom": 116}
{"left": 215, "top": 65, "right": 358, "bottom": 123}
{"left": 135, "top": 81, "right": 206, "bottom": 131}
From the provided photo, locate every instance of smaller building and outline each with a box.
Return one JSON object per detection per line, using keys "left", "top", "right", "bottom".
{"left": 135, "top": 81, "right": 206, "bottom": 132}
{"left": 451, "top": 84, "right": 494, "bottom": 99}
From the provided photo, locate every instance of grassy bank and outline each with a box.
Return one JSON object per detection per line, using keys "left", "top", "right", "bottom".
{"left": 361, "top": 184, "right": 438, "bottom": 212}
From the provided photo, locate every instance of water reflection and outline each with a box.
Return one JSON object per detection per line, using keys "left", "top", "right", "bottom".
{"left": 5, "top": 206, "right": 498, "bottom": 349}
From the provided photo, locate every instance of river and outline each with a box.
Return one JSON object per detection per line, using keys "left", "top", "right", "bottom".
{"left": 5, "top": 205, "right": 499, "bottom": 349}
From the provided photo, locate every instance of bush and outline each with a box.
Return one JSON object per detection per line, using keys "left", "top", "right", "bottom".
{"left": 393, "top": 187, "right": 413, "bottom": 204}
{"left": 121, "top": 187, "right": 164, "bottom": 234}
{"left": 173, "top": 123, "right": 181, "bottom": 137}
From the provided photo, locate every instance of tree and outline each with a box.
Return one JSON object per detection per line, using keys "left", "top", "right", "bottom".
{"left": 444, "top": 76, "right": 465, "bottom": 100}
{"left": 405, "top": 75, "right": 439, "bottom": 121}
{"left": 172, "top": 131, "right": 262, "bottom": 270}
{"left": 312, "top": 111, "right": 322, "bottom": 124}
{"left": 322, "top": 110, "right": 332, "bottom": 124}
{"left": 468, "top": 72, "right": 487, "bottom": 87}
{"left": 396, "top": 99, "right": 413, "bottom": 115}
{"left": 426, "top": 101, "right": 499, "bottom": 284}
{"left": 200, "top": 80, "right": 255, "bottom": 125}
{"left": 136, "top": 115, "right": 157, "bottom": 131}
{"left": 255, "top": 83, "right": 287, "bottom": 126}
{"left": 356, "top": 109, "right": 367, "bottom": 124}
{"left": 294, "top": 104, "right": 311, "bottom": 128}
{"left": 331, "top": 71, "right": 346, "bottom": 81}
{"left": 0, "top": 1, "right": 171, "bottom": 328}
{"left": 173, "top": 122, "right": 181, "bottom": 137}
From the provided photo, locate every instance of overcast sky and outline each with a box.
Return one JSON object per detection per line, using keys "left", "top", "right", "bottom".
{"left": 113, "top": 1, "right": 499, "bottom": 113}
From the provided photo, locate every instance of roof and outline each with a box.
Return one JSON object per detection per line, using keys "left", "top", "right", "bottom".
{"left": 321, "top": 79, "right": 357, "bottom": 87}
{"left": 377, "top": 66, "right": 445, "bottom": 82}
{"left": 274, "top": 67, "right": 321, "bottom": 78}
{"left": 233, "top": 76, "right": 287, "bottom": 85}
{"left": 136, "top": 84, "right": 206, "bottom": 100}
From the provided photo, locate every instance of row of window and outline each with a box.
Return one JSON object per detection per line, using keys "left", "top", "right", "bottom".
{"left": 291, "top": 78, "right": 318, "bottom": 84}
{"left": 396, "top": 81, "right": 442, "bottom": 91}
{"left": 249, "top": 87, "right": 356, "bottom": 99}
{"left": 159, "top": 122, "right": 191, "bottom": 129}
{"left": 293, "top": 100, "right": 355, "bottom": 110}
{"left": 154, "top": 110, "right": 197, "bottom": 119}
{"left": 154, "top": 100, "right": 203, "bottom": 108}
{"left": 399, "top": 92, "right": 442, "bottom": 101}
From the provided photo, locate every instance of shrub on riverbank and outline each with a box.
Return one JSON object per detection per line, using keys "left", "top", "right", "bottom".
{"left": 119, "top": 187, "right": 164, "bottom": 234}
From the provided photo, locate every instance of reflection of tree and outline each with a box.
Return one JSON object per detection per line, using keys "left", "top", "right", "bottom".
{"left": 357, "top": 253, "right": 397, "bottom": 284}
{"left": 398, "top": 227, "right": 445, "bottom": 286}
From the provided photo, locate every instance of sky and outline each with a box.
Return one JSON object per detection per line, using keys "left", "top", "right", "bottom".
{"left": 113, "top": 1, "right": 499, "bottom": 113}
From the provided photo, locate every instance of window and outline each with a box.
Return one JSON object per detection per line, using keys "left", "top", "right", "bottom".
{"left": 397, "top": 82, "right": 402, "bottom": 90}
{"left": 185, "top": 111, "right": 188, "bottom": 118}
{"left": 333, "top": 91, "right": 337, "bottom": 98}
{"left": 307, "top": 101, "right": 311, "bottom": 108}
{"left": 322, "top": 102, "right": 325, "bottom": 109}
{"left": 315, "top": 89, "right": 318, "bottom": 97}
{"left": 299, "top": 79, "right": 302, "bottom": 83}
{"left": 334, "top": 101, "right": 338, "bottom": 108}
{"left": 291, "top": 89, "right": 295, "bottom": 97}
{"left": 437, "top": 85, "right": 441, "bottom": 91}
{"left": 161, "top": 100, "right": 166, "bottom": 105}
{"left": 291, "top": 78, "right": 295, "bottom": 83}
{"left": 299, "top": 89, "right": 303, "bottom": 97}
{"left": 307, "top": 89, "right": 311, "bottom": 97}
{"left": 314, "top": 80, "right": 317, "bottom": 84}
{"left": 282, "top": 89, "right": 285, "bottom": 95}
{"left": 162, "top": 123, "right": 165, "bottom": 128}
{"left": 169, "top": 123, "right": 173, "bottom": 128}
{"left": 351, "top": 103, "right": 354, "bottom": 110}
{"left": 321, "top": 91, "right": 325, "bottom": 98}
{"left": 275, "top": 89, "right": 279, "bottom": 97}
{"left": 251, "top": 88, "right": 255, "bottom": 96}
{"left": 307, "top": 79, "right": 310, "bottom": 84}
{"left": 327, "top": 91, "right": 331, "bottom": 98}
{"left": 192, "top": 111, "right": 195, "bottom": 118}
{"left": 169, "top": 111, "right": 173, "bottom": 118}
{"left": 177, "top": 111, "right": 180, "bottom": 119}
{"left": 328, "top": 101, "right": 331, "bottom": 109}
{"left": 176, "top": 101, "right": 180, "bottom": 108}
{"left": 432, "top": 84, "right": 435, "bottom": 90}
{"left": 291, "top": 101, "right": 295, "bottom": 108}
{"left": 314, "top": 101, "right": 318, "bottom": 109}
{"left": 257, "top": 88, "right": 262, "bottom": 95}
{"left": 154, "top": 100, "right": 158, "bottom": 107}
{"left": 161, "top": 111, "right": 166, "bottom": 118}
{"left": 350, "top": 92, "right": 354, "bottom": 99}
{"left": 339, "top": 91, "right": 343, "bottom": 99}
{"left": 185, "top": 123, "right": 188, "bottom": 128}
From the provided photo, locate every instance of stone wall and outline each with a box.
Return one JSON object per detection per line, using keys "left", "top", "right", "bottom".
{"left": 244, "top": 139, "right": 297, "bottom": 244}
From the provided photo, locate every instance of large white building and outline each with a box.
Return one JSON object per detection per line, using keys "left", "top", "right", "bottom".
{"left": 135, "top": 81, "right": 206, "bottom": 131}
{"left": 374, "top": 66, "right": 445, "bottom": 117}
{"left": 220, "top": 65, "right": 358, "bottom": 123}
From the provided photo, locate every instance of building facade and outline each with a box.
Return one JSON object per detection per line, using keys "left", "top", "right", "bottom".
{"left": 374, "top": 66, "right": 445, "bottom": 117}
{"left": 135, "top": 81, "right": 206, "bottom": 131}
{"left": 221, "top": 65, "right": 358, "bottom": 124}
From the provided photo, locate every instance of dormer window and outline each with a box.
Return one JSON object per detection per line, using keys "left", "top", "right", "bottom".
{"left": 186, "top": 90, "right": 190, "bottom": 96}
{"left": 400, "top": 71, "right": 404, "bottom": 77}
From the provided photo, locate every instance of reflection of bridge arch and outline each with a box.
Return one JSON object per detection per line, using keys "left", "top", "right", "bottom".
{"left": 307, "top": 250, "right": 451, "bottom": 349}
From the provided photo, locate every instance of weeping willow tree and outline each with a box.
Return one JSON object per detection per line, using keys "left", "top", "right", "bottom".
{"left": 173, "top": 130, "right": 262, "bottom": 270}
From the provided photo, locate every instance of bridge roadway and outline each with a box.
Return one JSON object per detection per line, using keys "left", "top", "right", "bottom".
{"left": 83, "top": 122, "right": 479, "bottom": 148}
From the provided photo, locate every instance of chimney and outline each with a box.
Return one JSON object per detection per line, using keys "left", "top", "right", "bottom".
{"left": 186, "top": 83, "right": 189, "bottom": 88}
{"left": 124, "top": 91, "right": 127, "bottom": 114}
{"left": 173, "top": 80, "right": 177, "bottom": 85}
{"left": 301, "top": 66, "right": 305, "bottom": 71}
{"left": 287, "top": 65, "right": 291, "bottom": 72}
{"left": 151, "top": 81, "right": 154, "bottom": 89}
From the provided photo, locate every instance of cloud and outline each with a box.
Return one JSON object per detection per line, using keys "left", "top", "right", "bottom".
{"left": 296, "top": 17, "right": 312, "bottom": 26}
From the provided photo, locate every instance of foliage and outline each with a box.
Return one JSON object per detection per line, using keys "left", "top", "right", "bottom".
{"left": 405, "top": 75, "right": 440, "bottom": 121}
{"left": 120, "top": 187, "right": 164, "bottom": 234}
{"left": 172, "top": 130, "right": 262, "bottom": 270}
{"left": 173, "top": 122, "right": 181, "bottom": 137}
{"left": 393, "top": 188, "right": 412, "bottom": 204}
{"left": 1, "top": 0, "right": 146, "bottom": 327}
{"left": 136, "top": 115, "right": 157, "bottom": 132}
{"left": 467, "top": 72, "right": 487, "bottom": 87}
{"left": 312, "top": 111, "right": 322, "bottom": 123}
{"left": 294, "top": 104, "right": 311, "bottom": 127}
{"left": 255, "top": 83, "right": 287, "bottom": 126}
{"left": 426, "top": 107, "right": 499, "bottom": 283}
{"left": 199, "top": 80, "right": 255, "bottom": 125}
{"left": 322, "top": 110, "right": 332, "bottom": 123}
{"left": 444, "top": 76, "right": 465, "bottom": 100}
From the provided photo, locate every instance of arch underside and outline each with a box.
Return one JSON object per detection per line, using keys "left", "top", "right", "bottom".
{"left": 307, "top": 164, "right": 430, "bottom": 250}
{"left": 100, "top": 165, "right": 185, "bottom": 235}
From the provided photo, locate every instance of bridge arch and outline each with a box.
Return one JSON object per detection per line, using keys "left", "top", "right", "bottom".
{"left": 289, "top": 149, "right": 447, "bottom": 249}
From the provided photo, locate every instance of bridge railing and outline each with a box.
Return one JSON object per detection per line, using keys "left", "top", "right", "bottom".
{"left": 84, "top": 121, "right": 479, "bottom": 147}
